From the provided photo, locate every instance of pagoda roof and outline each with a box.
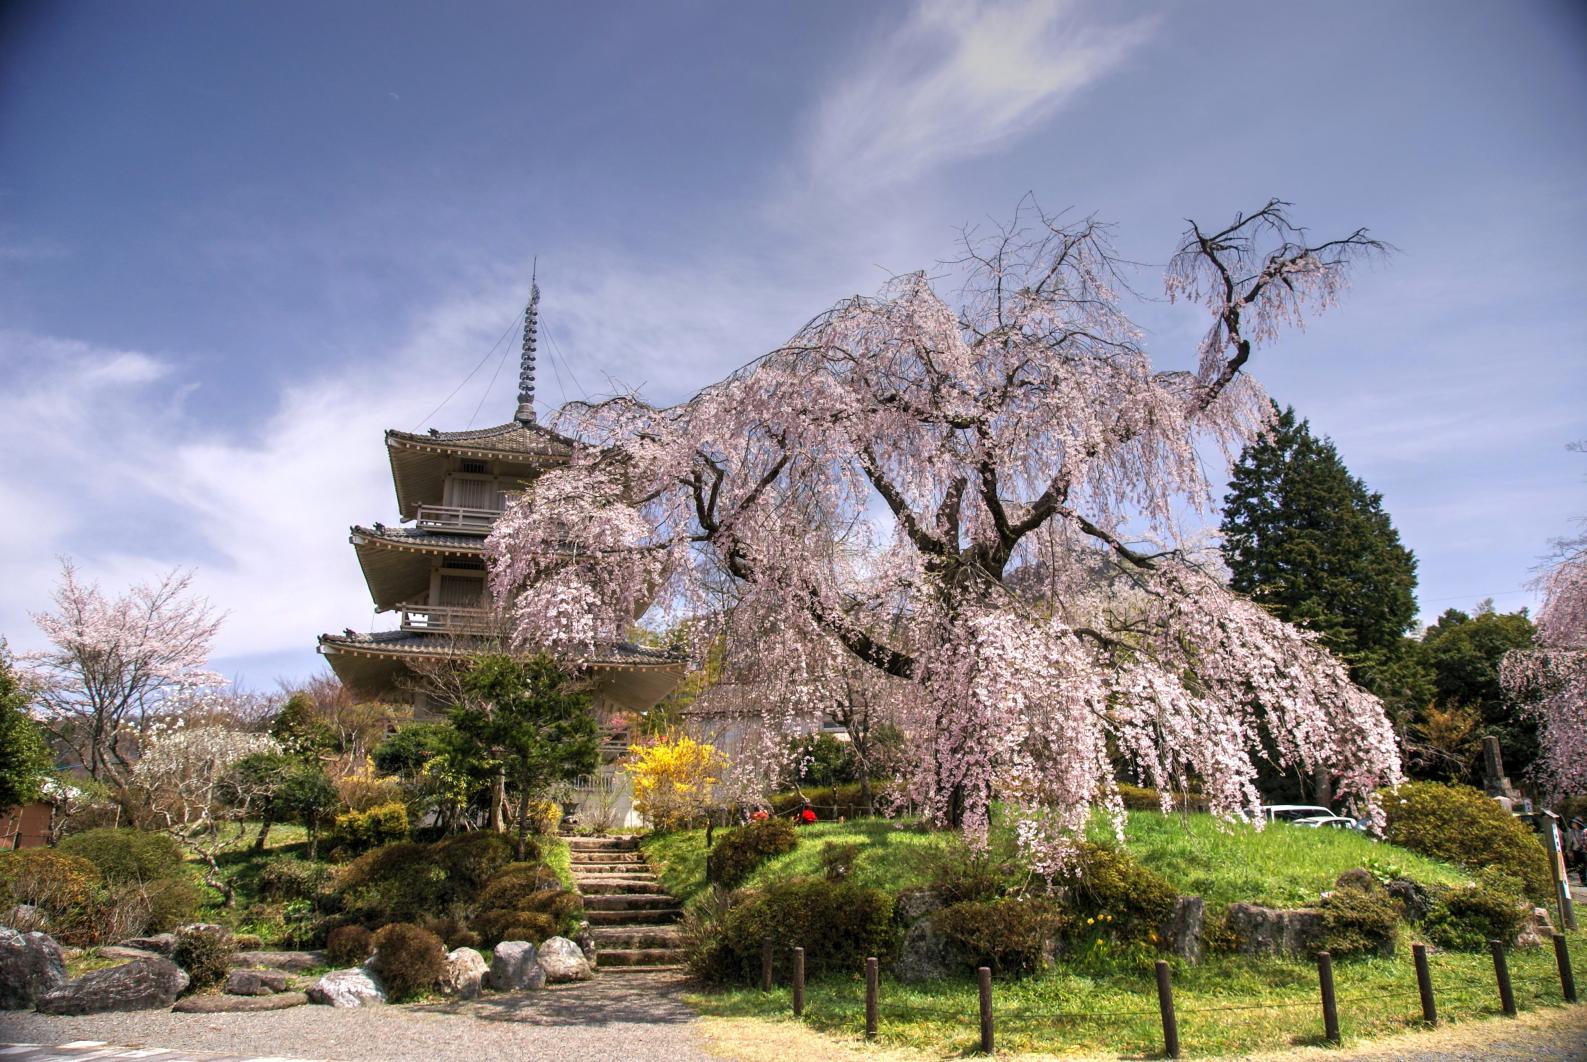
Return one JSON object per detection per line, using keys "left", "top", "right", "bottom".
{"left": 351, "top": 524, "right": 485, "bottom": 553}
{"left": 385, "top": 420, "right": 574, "bottom": 520}
{"left": 350, "top": 524, "right": 482, "bottom": 611}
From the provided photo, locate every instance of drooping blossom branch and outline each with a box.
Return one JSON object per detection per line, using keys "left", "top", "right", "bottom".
{"left": 487, "top": 200, "right": 1399, "bottom": 865}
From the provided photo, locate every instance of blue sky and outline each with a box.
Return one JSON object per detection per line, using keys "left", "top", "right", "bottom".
{"left": 2, "top": 0, "right": 1584, "bottom": 690}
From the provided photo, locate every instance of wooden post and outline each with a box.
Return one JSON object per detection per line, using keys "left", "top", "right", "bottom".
{"left": 760, "top": 939, "right": 773, "bottom": 992}
{"left": 1490, "top": 939, "right": 1517, "bottom": 1017}
{"left": 1555, "top": 932, "right": 1578, "bottom": 1004}
{"left": 1317, "top": 951, "right": 1340, "bottom": 1045}
{"left": 1155, "top": 960, "right": 1180, "bottom": 1059}
{"left": 864, "top": 956, "right": 878, "bottom": 1039}
{"left": 978, "top": 966, "right": 994, "bottom": 1054}
{"left": 793, "top": 947, "right": 806, "bottom": 1017}
{"left": 1412, "top": 942, "right": 1437, "bottom": 1025}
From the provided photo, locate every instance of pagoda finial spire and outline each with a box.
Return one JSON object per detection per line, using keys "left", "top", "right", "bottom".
{"left": 515, "top": 266, "right": 539, "bottom": 424}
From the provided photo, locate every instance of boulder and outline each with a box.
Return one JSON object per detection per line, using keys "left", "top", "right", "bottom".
{"left": 895, "top": 888, "right": 944, "bottom": 925}
{"left": 574, "top": 924, "right": 598, "bottom": 964}
{"left": 1161, "top": 896, "right": 1205, "bottom": 963}
{"left": 0, "top": 928, "right": 67, "bottom": 1009}
{"left": 174, "top": 991, "right": 308, "bottom": 1013}
{"left": 224, "top": 968, "right": 291, "bottom": 995}
{"left": 1386, "top": 879, "right": 1432, "bottom": 923}
{"left": 36, "top": 956, "right": 189, "bottom": 1015}
{"left": 439, "top": 947, "right": 487, "bottom": 999}
{"left": 537, "top": 936, "right": 593, "bottom": 983}
{"left": 231, "top": 950, "right": 328, "bottom": 972}
{"left": 1517, "top": 907, "right": 1557, "bottom": 949}
{"left": 486, "top": 940, "right": 546, "bottom": 991}
{"left": 3, "top": 904, "right": 49, "bottom": 933}
{"left": 306, "top": 967, "right": 386, "bottom": 1007}
{"left": 1225, "top": 903, "right": 1326, "bottom": 957}
{"left": 894, "top": 914, "right": 970, "bottom": 983}
{"left": 97, "top": 945, "right": 161, "bottom": 962}
{"left": 119, "top": 933, "right": 178, "bottom": 956}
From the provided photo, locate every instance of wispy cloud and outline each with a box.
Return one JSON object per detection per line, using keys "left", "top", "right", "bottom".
{"left": 802, "top": 0, "right": 1156, "bottom": 196}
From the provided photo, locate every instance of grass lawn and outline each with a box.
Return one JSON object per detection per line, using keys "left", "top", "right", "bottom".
{"left": 645, "top": 810, "right": 1470, "bottom": 911}
{"left": 691, "top": 932, "right": 1587, "bottom": 1057}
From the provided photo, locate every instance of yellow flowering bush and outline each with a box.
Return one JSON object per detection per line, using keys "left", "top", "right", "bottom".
{"left": 624, "top": 734, "right": 726, "bottom": 830}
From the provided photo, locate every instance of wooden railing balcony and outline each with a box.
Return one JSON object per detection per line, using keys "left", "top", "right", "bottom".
{"left": 415, "top": 504, "right": 501, "bottom": 534}
{"left": 397, "top": 602, "right": 498, "bottom": 636}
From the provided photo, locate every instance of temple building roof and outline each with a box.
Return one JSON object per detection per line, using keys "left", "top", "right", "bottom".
{"left": 385, "top": 422, "right": 573, "bottom": 521}
{"left": 351, "top": 524, "right": 483, "bottom": 611}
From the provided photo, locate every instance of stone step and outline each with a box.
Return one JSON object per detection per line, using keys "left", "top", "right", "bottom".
{"left": 582, "top": 893, "right": 680, "bottom": 912}
{"left": 566, "top": 836, "right": 639, "bottom": 851}
{"left": 573, "top": 874, "right": 661, "bottom": 887}
{"left": 570, "top": 854, "right": 646, "bottom": 866}
{"left": 598, "top": 947, "right": 687, "bottom": 967}
{"left": 585, "top": 908, "right": 681, "bottom": 926}
{"left": 575, "top": 878, "right": 667, "bottom": 894}
{"left": 573, "top": 866, "right": 653, "bottom": 878}
{"left": 599, "top": 963, "right": 686, "bottom": 973}
{"left": 590, "top": 926, "right": 682, "bottom": 948}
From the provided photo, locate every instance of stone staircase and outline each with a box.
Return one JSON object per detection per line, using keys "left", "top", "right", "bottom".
{"left": 569, "top": 836, "right": 685, "bottom": 971}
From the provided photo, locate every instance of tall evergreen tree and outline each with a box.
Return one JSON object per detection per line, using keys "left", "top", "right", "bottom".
{"left": 0, "top": 646, "right": 53, "bottom": 820}
{"left": 1221, "top": 405, "right": 1419, "bottom": 668}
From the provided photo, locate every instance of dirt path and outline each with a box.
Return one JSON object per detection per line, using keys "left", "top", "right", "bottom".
{"left": 0, "top": 971, "right": 715, "bottom": 1062}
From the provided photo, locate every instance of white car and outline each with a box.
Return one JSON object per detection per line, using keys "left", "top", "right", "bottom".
{"left": 1260, "top": 804, "right": 1334, "bottom": 823}
{"left": 1293, "top": 814, "right": 1366, "bottom": 831}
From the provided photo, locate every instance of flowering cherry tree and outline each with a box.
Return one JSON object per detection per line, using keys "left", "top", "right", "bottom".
{"left": 27, "top": 560, "right": 224, "bottom": 793}
{"left": 488, "top": 200, "right": 1403, "bottom": 868}
{"left": 1503, "top": 449, "right": 1586, "bottom": 795}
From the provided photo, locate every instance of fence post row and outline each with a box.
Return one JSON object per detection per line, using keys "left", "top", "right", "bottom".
{"left": 978, "top": 966, "right": 994, "bottom": 1055}
{"left": 1412, "top": 942, "right": 1437, "bottom": 1026}
{"left": 1316, "top": 951, "right": 1341, "bottom": 1045}
{"left": 792, "top": 947, "right": 806, "bottom": 1018}
{"left": 1490, "top": 939, "right": 1517, "bottom": 1018}
{"left": 1155, "top": 960, "right": 1181, "bottom": 1060}
{"left": 1554, "top": 931, "right": 1578, "bottom": 1004}
{"left": 864, "top": 956, "right": 879, "bottom": 1040}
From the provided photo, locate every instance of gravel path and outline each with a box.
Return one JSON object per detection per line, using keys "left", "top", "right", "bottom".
{"left": 0, "top": 972, "right": 717, "bottom": 1062}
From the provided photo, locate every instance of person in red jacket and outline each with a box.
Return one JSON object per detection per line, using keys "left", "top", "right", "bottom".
{"left": 799, "top": 805, "right": 817, "bottom": 825}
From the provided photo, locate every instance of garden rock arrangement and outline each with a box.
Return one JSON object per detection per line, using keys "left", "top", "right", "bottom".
{"left": 0, "top": 927, "right": 67, "bottom": 1009}
{"left": 441, "top": 946, "right": 488, "bottom": 998}
{"left": 225, "top": 968, "right": 292, "bottom": 995}
{"left": 35, "top": 954, "right": 190, "bottom": 1015}
{"left": 1226, "top": 902, "right": 1328, "bottom": 957}
{"left": 486, "top": 940, "right": 547, "bottom": 991}
{"left": 538, "top": 935, "right": 595, "bottom": 983}
{"left": 307, "top": 966, "right": 387, "bottom": 1007}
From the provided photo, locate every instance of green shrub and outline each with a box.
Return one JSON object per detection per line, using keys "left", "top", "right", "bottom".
{"left": 476, "top": 862, "right": 566, "bottom": 909}
{"left": 333, "top": 801, "right": 409, "bottom": 850}
{"left": 1381, "top": 782, "right": 1551, "bottom": 901}
{"left": 369, "top": 922, "right": 446, "bottom": 1001}
{"left": 472, "top": 909, "right": 558, "bottom": 948}
{"left": 57, "top": 828, "right": 185, "bottom": 885}
{"left": 1424, "top": 869, "right": 1529, "bottom": 951}
{"left": 0, "top": 849, "right": 100, "bottom": 943}
{"left": 1064, "top": 843, "right": 1179, "bottom": 944}
{"left": 934, "top": 896, "right": 1065, "bottom": 976}
{"left": 326, "top": 924, "right": 373, "bottom": 965}
{"left": 1115, "top": 784, "right": 1210, "bottom": 813}
{"left": 258, "top": 857, "right": 325, "bottom": 901}
{"left": 707, "top": 819, "right": 798, "bottom": 889}
{"left": 138, "top": 876, "right": 201, "bottom": 932}
{"left": 703, "top": 877, "right": 895, "bottom": 984}
{"left": 419, "top": 913, "right": 480, "bottom": 950}
{"left": 917, "top": 843, "right": 1018, "bottom": 904}
{"left": 820, "top": 841, "right": 864, "bottom": 881}
{"left": 172, "top": 925, "right": 236, "bottom": 990}
{"left": 331, "top": 842, "right": 448, "bottom": 925}
{"left": 1317, "top": 879, "right": 1399, "bottom": 958}
{"left": 432, "top": 832, "right": 514, "bottom": 894}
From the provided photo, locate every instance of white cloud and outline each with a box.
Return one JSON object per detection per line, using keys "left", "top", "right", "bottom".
{"left": 803, "top": 0, "right": 1155, "bottom": 195}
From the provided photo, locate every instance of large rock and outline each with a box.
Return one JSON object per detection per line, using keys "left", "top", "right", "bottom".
{"left": 1161, "top": 896, "right": 1205, "bottom": 963}
{"left": 97, "top": 945, "right": 161, "bottom": 962}
{"left": 0, "top": 928, "right": 67, "bottom": 1009}
{"left": 1386, "top": 879, "right": 1432, "bottom": 923}
{"left": 3, "top": 904, "right": 49, "bottom": 933}
{"left": 440, "top": 947, "right": 487, "bottom": 999}
{"left": 225, "top": 968, "right": 291, "bottom": 995}
{"left": 894, "top": 914, "right": 970, "bottom": 983}
{"left": 1517, "top": 907, "right": 1557, "bottom": 949}
{"left": 895, "top": 888, "right": 944, "bottom": 925}
{"left": 486, "top": 940, "right": 546, "bottom": 991}
{"left": 232, "top": 950, "right": 328, "bottom": 972}
{"left": 306, "top": 967, "right": 386, "bottom": 1007}
{"left": 174, "top": 991, "right": 309, "bottom": 1013}
{"left": 119, "top": 933, "right": 178, "bottom": 956}
{"left": 1226, "top": 903, "right": 1326, "bottom": 957}
{"left": 36, "top": 957, "right": 189, "bottom": 1015}
{"left": 538, "top": 936, "right": 593, "bottom": 983}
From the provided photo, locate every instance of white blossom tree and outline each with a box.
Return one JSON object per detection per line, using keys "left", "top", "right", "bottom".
{"left": 1503, "top": 444, "right": 1586, "bottom": 795}
{"left": 487, "top": 200, "right": 1403, "bottom": 870}
{"left": 26, "top": 560, "right": 224, "bottom": 795}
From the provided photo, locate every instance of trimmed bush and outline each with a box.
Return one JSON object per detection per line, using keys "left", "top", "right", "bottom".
{"left": 1064, "top": 843, "right": 1179, "bottom": 944}
{"left": 472, "top": 909, "right": 558, "bottom": 948}
{"left": 707, "top": 819, "right": 798, "bottom": 889}
{"left": 173, "top": 925, "right": 236, "bottom": 990}
{"left": 934, "top": 896, "right": 1065, "bottom": 976}
{"left": 476, "top": 862, "right": 566, "bottom": 910}
{"left": 1381, "top": 782, "right": 1551, "bottom": 901}
{"left": 432, "top": 832, "right": 514, "bottom": 894}
{"left": 1115, "top": 784, "right": 1211, "bottom": 813}
{"left": 820, "top": 841, "right": 864, "bottom": 881}
{"left": 258, "top": 857, "right": 325, "bottom": 901}
{"left": 369, "top": 922, "right": 446, "bottom": 1001}
{"left": 706, "top": 877, "right": 895, "bottom": 984}
{"left": 326, "top": 924, "right": 374, "bottom": 965}
{"left": 1317, "top": 879, "right": 1399, "bottom": 958}
{"left": 57, "top": 828, "right": 185, "bottom": 884}
{"left": 0, "top": 849, "right": 100, "bottom": 942}
{"left": 333, "top": 801, "right": 409, "bottom": 851}
{"left": 331, "top": 842, "right": 447, "bottom": 925}
{"left": 138, "top": 876, "right": 201, "bottom": 932}
{"left": 419, "top": 913, "right": 480, "bottom": 950}
{"left": 1424, "top": 869, "right": 1530, "bottom": 951}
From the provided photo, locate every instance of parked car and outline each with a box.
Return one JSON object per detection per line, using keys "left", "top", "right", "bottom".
{"left": 1293, "top": 814, "right": 1366, "bottom": 831}
{"left": 1260, "top": 804, "right": 1334, "bottom": 823}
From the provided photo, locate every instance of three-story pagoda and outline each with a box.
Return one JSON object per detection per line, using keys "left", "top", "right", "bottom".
{"left": 317, "top": 283, "right": 684, "bottom": 721}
